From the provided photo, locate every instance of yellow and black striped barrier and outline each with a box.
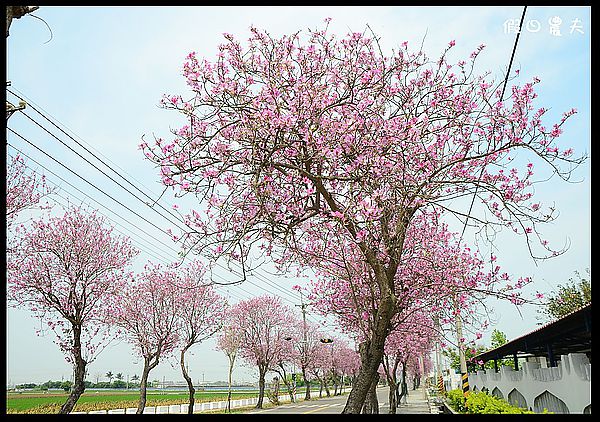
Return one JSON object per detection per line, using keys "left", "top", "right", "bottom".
{"left": 461, "top": 373, "right": 470, "bottom": 397}
{"left": 437, "top": 374, "right": 445, "bottom": 395}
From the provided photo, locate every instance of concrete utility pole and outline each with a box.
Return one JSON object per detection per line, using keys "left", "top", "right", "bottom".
{"left": 454, "top": 297, "right": 469, "bottom": 397}
{"left": 295, "top": 292, "right": 310, "bottom": 400}
{"left": 435, "top": 335, "right": 444, "bottom": 394}
{"left": 294, "top": 291, "right": 309, "bottom": 377}
{"left": 295, "top": 291, "right": 308, "bottom": 347}
{"left": 432, "top": 315, "right": 445, "bottom": 395}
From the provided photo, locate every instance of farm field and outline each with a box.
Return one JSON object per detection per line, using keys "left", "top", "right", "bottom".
{"left": 6, "top": 389, "right": 261, "bottom": 413}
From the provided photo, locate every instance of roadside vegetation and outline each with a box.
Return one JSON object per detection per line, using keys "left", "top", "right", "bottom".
{"left": 445, "top": 389, "right": 551, "bottom": 414}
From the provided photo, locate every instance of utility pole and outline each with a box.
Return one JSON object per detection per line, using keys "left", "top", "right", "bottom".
{"left": 454, "top": 296, "right": 469, "bottom": 397}
{"left": 295, "top": 291, "right": 308, "bottom": 348}
{"left": 295, "top": 292, "right": 310, "bottom": 400}
{"left": 434, "top": 315, "right": 445, "bottom": 396}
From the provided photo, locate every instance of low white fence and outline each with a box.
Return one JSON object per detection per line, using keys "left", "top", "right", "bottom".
{"left": 71, "top": 387, "right": 353, "bottom": 414}
{"left": 468, "top": 353, "right": 591, "bottom": 414}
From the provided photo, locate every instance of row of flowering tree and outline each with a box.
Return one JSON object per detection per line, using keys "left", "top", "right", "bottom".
{"left": 380, "top": 312, "right": 436, "bottom": 414}
{"left": 6, "top": 202, "right": 227, "bottom": 414}
{"left": 6, "top": 186, "right": 358, "bottom": 414}
{"left": 217, "top": 294, "right": 360, "bottom": 410}
{"left": 109, "top": 260, "right": 227, "bottom": 414}
{"left": 141, "top": 18, "right": 583, "bottom": 413}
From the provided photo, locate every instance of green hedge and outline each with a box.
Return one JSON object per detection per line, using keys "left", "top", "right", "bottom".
{"left": 445, "top": 389, "right": 544, "bottom": 414}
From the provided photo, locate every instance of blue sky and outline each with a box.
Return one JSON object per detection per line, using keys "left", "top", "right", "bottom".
{"left": 6, "top": 6, "right": 590, "bottom": 385}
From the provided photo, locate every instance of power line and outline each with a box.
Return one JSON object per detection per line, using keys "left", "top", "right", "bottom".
{"left": 7, "top": 87, "right": 161, "bottom": 199}
{"left": 7, "top": 127, "right": 179, "bottom": 241}
{"left": 8, "top": 97, "right": 301, "bottom": 302}
{"left": 7, "top": 144, "right": 183, "bottom": 262}
{"left": 458, "top": 5, "right": 527, "bottom": 244}
{"left": 9, "top": 147, "right": 295, "bottom": 307}
{"left": 8, "top": 93, "right": 304, "bottom": 314}
{"left": 11, "top": 167, "right": 288, "bottom": 307}
{"left": 7, "top": 150, "right": 179, "bottom": 265}
{"left": 10, "top": 172, "right": 253, "bottom": 307}
{"left": 9, "top": 87, "right": 189, "bottom": 232}
{"left": 7, "top": 90, "right": 306, "bottom": 307}
{"left": 15, "top": 108, "right": 189, "bottom": 233}
{"left": 8, "top": 131, "right": 303, "bottom": 308}
{"left": 500, "top": 6, "right": 528, "bottom": 102}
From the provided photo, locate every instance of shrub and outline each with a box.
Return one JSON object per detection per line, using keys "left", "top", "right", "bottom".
{"left": 445, "top": 389, "right": 467, "bottom": 413}
{"left": 445, "top": 389, "right": 537, "bottom": 414}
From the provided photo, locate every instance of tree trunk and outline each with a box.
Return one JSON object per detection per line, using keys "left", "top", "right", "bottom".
{"left": 361, "top": 373, "right": 380, "bottom": 414}
{"left": 398, "top": 361, "right": 408, "bottom": 405}
{"left": 342, "top": 293, "right": 396, "bottom": 413}
{"left": 414, "top": 375, "right": 420, "bottom": 389}
{"left": 227, "top": 356, "right": 235, "bottom": 412}
{"left": 136, "top": 356, "right": 158, "bottom": 414}
{"left": 284, "top": 379, "right": 295, "bottom": 403}
{"left": 302, "top": 367, "right": 311, "bottom": 400}
{"left": 180, "top": 346, "right": 195, "bottom": 414}
{"left": 388, "top": 379, "right": 398, "bottom": 414}
{"left": 256, "top": 367, "right": 266, "bottom": 409}
{"left": 274, "top": 364, "right": 295, "bottom": 403}
{"left": 58, "top": 324, "right": 87, "bottom": 414}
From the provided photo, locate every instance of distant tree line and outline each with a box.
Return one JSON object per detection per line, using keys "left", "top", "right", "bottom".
{"left": 15, "top": 379, "right": 141, "bottom": 391}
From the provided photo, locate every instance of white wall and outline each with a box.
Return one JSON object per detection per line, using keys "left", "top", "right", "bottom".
{"left": 468, "top": 353, "right": 591, "bottom": 414}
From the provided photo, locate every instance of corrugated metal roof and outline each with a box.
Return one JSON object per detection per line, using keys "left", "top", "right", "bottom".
{"left": 475, "top": 303, "right": 591, "bottom": 360}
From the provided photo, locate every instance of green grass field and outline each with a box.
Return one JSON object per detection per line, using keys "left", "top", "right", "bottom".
{"left": 6, "top": 389, "right": 261, "bottom": 413}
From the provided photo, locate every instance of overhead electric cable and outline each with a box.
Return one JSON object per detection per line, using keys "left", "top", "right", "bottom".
{"left": 15, "top": 109, "right": 189, "bottom": 233}
{"left": 8, "top": 87, "right": 188, "bottom": 227}
{"left": 459, "top": 5, "right": 527, "bottom": 244}
{"left": 8, "top": 92, "right": 305, "bottom": 305}
{"left": 7, "top": 144, "right": 183, "bottom": 261}
{"left": 7, "top": 127, "right": 177, "bottom": 239}
{"left": 7, "top": 86, "right": 161, "bottom": 199}
{"left": 9, "top": 131, "right": 304, "bottom": 304}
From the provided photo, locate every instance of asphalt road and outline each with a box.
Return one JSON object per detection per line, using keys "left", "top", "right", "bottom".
{"left": 243, "top": 386, "right": 432, "bottom": 414}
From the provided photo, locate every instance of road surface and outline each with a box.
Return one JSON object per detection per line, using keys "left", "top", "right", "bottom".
{"left": 243, "top": 385, "right": 432, "bottom": 414}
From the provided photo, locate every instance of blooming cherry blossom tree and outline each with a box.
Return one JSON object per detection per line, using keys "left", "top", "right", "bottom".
{"left": 305, "top": 210, "right": 538, "bottom": 411}
{"left": 142, "top": 21, "right": 584, "bottom": 412}
{"left": 381, "top": 313, "right": 436, "bottom": 413}
{"left": 228, "top": 295, "right": 295, "bottom": 408}
{"left": 307, "top": 340, "right": 332, "bottom": 398}
{"left": 294, "top": 321, "right": 330, "bottom": 401}
{"left": 7, "top": 206, "right": 138, "bottom": 413}
{"left": 270, "top": 333, "right": 300, "bottom": 403}
{"left": 175, "top": 260, "right": 227, "bottom": 414}
{"left": 110, "top": 262, "right": 182, "bottom": 414}
{"left": 217, "top": 322, "right": 243, "bottom": 412}
{"left": 6, "top": 154, "right": 53, "bottom": 229}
